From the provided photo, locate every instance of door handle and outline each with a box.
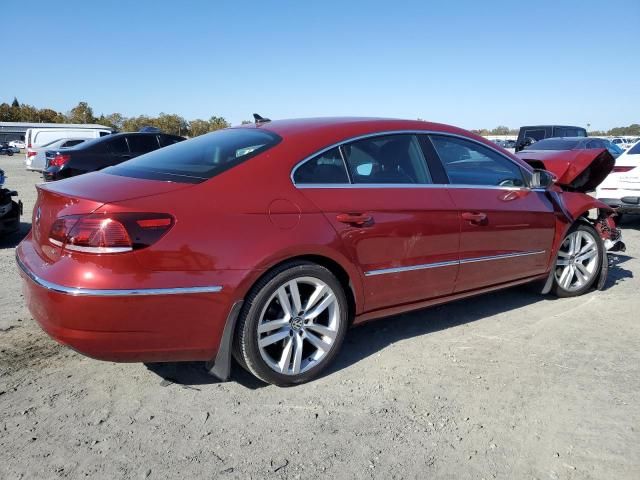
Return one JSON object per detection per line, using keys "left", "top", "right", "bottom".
{"left": 461, "top": 211, "right": 488, "bottom": 225}
{"left": 336, "top": 212, "right": 373, "bottom": 227}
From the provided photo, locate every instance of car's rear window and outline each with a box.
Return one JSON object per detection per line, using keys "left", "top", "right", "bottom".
{"left": 524, "top": 138, "right": 581, "bottom": 150}
{"left": 105, "top": 128, "right": 281, "bottom": 183}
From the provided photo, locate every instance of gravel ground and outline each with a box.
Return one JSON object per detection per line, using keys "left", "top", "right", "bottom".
{"left": 0, "top": 155, "right": 639, "bottom": 479}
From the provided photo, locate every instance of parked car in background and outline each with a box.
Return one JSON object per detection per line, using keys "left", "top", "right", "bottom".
{"left": 522, "top": 137, "right": 624, "bottom": 158}
{"left": 9, "top": 140, "right": 25, "bottom": 149}
{"left": 0, "top": 167, "right": 21, "bottom": 236}
{"left": 25, "top": 138, "right": 88, "bottom": 172}
{"left": 515, "top": 125, "right": 587, "bottom": 152}
{"left": 17, "top": 117, "right": 623, "bottom": 386}
{"left": 25, "top": 127, "right": 111, "bottom": 165}
{"left": 597, "top": 140, "right": 640, "bottom": 219}
{"left": 610, "top": 138, "right": 634, "bottom": 150}
{"left": 43, "top": 132, "right": 185, "bottom": 181}
{"left": 0, "top": 142, "right": 15, "bottom": 156}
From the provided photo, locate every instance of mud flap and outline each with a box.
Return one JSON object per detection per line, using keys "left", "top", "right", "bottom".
{"left": 596, "top": 247, "right": 609, "bottom": 291}
{"left": 540, "top": 258, "right": 557, "bottom": 295}
{"left": 205, "top": 300, "right": 244, "bottom": 381}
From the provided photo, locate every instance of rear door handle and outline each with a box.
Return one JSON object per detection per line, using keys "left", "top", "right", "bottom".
{"left": 336, "top": 212, "right": 373, "bottom": 227}
{"left": 461, "top": 211, "right": 488, "bottom": 224}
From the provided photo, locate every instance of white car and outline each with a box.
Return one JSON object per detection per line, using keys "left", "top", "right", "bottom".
{"left": 25, "top": 138, "right": 88, "bottom": 172}
{"left": 597, "top": 140, "right": 640, "bottom": 219}
{"left": 9, "top": 140, "right": 25, "bottom": 149}
{"left": 610, "top": 137, "right": 635, "bottom": 150}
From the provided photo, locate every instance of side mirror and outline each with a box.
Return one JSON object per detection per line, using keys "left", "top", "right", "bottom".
{"left": 531, "top": 169, "right": 555, "bottom": 189}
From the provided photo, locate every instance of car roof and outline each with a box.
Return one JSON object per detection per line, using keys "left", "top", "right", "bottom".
{"left": 232, "top": 116, "right": 533, "bottom": 172}
{"left": 520, "top": 125, "right": 585, "bottom": 129}
{"left": 236, "top": 117, "right": 478, "bottom": 148}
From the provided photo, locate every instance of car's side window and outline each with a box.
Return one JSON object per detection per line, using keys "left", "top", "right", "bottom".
{"left": 523, "top": 129, "right": 546, "bottom": 141}
{"left": 293, "top": 147, "right": 349, "bottom": 184}
{"left": 429, "top": 135, "right": 525, "bottom": 187}
{"left": 341, "top": 134, "right": 432, "bottom": 184}
{"left": 108, "top": 137, "right": 129, "bottom": 154}
{"left": 128, "top": 135, "right": 160, "bottom": 154}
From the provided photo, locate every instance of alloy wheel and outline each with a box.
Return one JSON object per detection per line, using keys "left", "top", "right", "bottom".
{"left": 257, "top": 276, "right": 340, "bottom": 376}
{"left": 554, "top": 230, "right": 599, "bottom": 292}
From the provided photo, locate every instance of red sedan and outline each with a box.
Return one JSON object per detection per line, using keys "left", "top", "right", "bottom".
{"left": 16, "top": 117, "right": 623, "bottom": 385}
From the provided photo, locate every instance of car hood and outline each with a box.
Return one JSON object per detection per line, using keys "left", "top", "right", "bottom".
{"left": 516, "top": 148, "right": 615, "bottom": 192}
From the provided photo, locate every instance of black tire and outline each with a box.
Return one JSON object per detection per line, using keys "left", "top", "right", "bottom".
{"left": 233, "top": 261, "right": 348, "bottom": 386}
{"left": 7, "top": 150, "right": 13, "bottom": 156}
{"left": 552, "top": 223, "right": 603, "bottom": 298}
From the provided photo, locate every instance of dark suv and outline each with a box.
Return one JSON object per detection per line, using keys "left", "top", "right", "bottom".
{"left": 515, "top": 125, "right": 587, "bottom": 152}
{"left": 43, "top": 132, "right": 185, "bottom": 181}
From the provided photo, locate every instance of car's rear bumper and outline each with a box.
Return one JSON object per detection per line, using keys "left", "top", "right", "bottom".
{"left": 16, "top": 241, "right": 240, "bottom": 363}
{"left": 598, "top": 196, "right": 640, "bottom": 214}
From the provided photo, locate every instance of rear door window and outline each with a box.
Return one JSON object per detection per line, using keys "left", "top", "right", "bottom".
{"left": 127, "top": 135, "right": 160, "bottom": 155}
{"left": 108, "top": 137, "right": 129, "bottom": 154}
{"left": 341, "top": 134, "right": 432, "bottom": 184}
{"left": 429, "top": 135, "right": 524, "bottom": 187}
{"left": 293, "top": 147, "right": 349, "bottom": 184}
{"left": 106, "top": 128, "right": 281, "bottom": 183}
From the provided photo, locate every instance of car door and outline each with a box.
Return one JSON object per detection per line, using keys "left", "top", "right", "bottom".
{"left": 294, "top": 133, "right": 460, "bottom": 312}
{"left": 427, "top": 134, "right": 556, "bottom": 293}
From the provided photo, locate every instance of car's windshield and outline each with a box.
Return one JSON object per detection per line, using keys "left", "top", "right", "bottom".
{"left": 524, "top": 138, "right": 581, "bottom": 150}
{"left": 106, "top": 128, "right": 281, "bottom": 183}
{"left": 627, "top": 142, "right": 640, "bottom": 155}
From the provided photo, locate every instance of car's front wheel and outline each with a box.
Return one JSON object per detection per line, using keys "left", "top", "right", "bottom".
{"left": 552, "top": 223, "right": 603, "bottom": 297}
{"left": 234, "top": 261, "right": 348, "bottom": 386}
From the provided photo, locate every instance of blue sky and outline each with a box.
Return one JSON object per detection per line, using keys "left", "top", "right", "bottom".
{"left": 4, "top": 0, "right": 639, "bottom": 130}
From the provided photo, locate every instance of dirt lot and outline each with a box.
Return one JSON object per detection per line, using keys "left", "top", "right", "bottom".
{"left": 1, "top": 155, "right": 638, "bottom": 479}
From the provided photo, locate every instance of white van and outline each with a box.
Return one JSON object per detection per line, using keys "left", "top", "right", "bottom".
{"left": 25, "top": 127, "right": 111, "bottom": 163}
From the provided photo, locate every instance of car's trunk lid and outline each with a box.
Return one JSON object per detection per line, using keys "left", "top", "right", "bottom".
{"left": 516, "top": 148, "right": 615, "bottom": 192}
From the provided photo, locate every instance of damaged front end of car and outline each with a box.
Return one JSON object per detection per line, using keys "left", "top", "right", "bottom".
{"left": 517, "top": 147, "right": 626, "bottom": 257}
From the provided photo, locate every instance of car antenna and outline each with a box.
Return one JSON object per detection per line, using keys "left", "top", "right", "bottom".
{"left": 253, "top": 113, "right": 271, "bottom": 124}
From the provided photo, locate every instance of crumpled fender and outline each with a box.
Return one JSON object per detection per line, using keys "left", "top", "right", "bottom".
{"left": 561, "top": 192, "right": 614, "bottom": 222}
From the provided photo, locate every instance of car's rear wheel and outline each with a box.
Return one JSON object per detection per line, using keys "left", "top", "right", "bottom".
{"left": 234, "top": 261, "right": 348, "bottom": 386}
{"left": 552, "top": 223, "right": 602, "bottom": 297}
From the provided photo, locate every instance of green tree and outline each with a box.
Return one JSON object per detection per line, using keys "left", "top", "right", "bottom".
{"left": 0, "top": 103, "right": 16, "bottom": 121}
{"left": 11, "top": 97, "right": 20, "bottom": 108}
{"left": 240, "top": 120, "right": 253, "bottom": 125}
{"left": 208, "top": 116, "right": 230, "bottom": 131}
{"left": 155, "top": 113, "right": 188, "bottom": 136}
{"left": 188, "top": 119, "right": 211, "bottom": 137}
{"left": 67, "top": 101, "right": 95, "bottom": 124}
{"left": 18, "top": 104, "right": 40, "bottom": 122}
{"left": 491, "top": 126, "right": 510, "bottom": 135}
{"left": 38, "top": 108, "right": 65, "bottom": 123}
{"left": 97, "top": 113, "right": 124, "bottom": 131}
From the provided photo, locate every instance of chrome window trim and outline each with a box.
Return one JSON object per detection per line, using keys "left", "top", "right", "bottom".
{"left": 290, "top": 129, "right": 531, "bottom": 189}
{"left": 364, "top": 250, "right": 546, "bottom": 277}
{"left": 296, "top": 183, "right": 530, "bottom": 191}
{"left": 16, "top": 254, "right": 222, "bottom": 297}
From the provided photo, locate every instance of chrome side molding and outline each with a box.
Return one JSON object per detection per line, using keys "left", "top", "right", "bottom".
{"left": 364, "top": 250, "right": 546, "bottom": 277}
{"left": 15, "top": 254, "right": 222, "bottom": 297}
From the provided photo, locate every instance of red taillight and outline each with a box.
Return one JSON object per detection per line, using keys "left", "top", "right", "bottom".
{"left": 49, "top": 213, "right": 173, "bottom": 253}
{"left": 613, "top": 166, "right": 635, "bottom": 173}
{"left": 27, "top": 150, "right": 37, "bottom": 158}
{"left": 49, "top": 153, "right": 71, "bottom": 167}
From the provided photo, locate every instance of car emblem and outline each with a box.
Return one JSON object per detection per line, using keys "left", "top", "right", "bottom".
{"left": 35, "top": 206, "right": 41, "bottom": 225}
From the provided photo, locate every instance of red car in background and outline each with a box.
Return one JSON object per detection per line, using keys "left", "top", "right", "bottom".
{"left": 16, "top": 117, "right": 623, "bottom": 386}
